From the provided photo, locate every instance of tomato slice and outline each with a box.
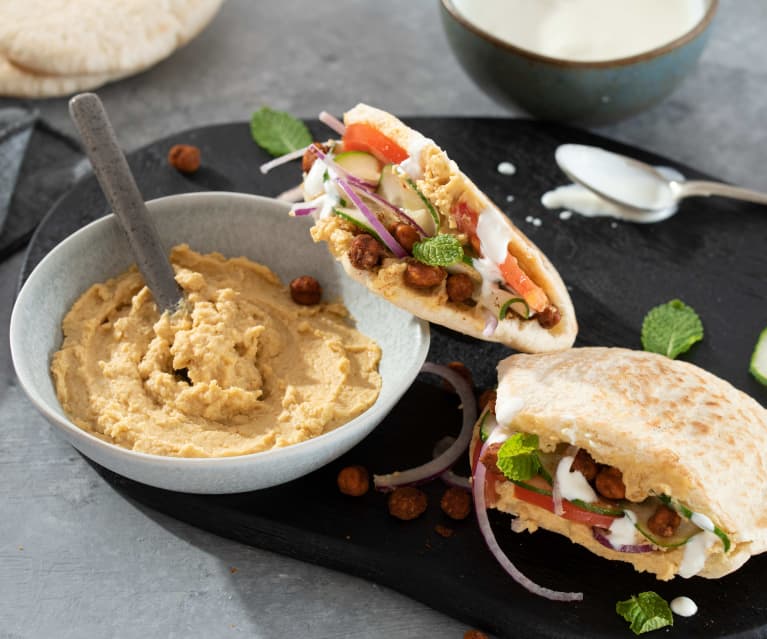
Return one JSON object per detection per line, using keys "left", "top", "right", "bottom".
{"left": 342, "top": 123, "right": 408, "bottom": 164}
{"left": 498, "top": 254, "right": 549, "bottom": 313}
{"left": 513, "top": 483, "right": 621, "bottom": 529}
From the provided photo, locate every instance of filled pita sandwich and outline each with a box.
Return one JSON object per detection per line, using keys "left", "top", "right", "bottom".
{"left": 471, "top": 347, "right": 767, "bottom": 582}
{"left": 294, "top": 104, "right": 576, "bottom": 353}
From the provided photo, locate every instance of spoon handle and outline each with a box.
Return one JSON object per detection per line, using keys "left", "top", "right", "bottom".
{"left": 675, "top": 180, "right": 767, "bottom": 208}
{"left": 68, "top": 93, "right": 183, "bottom": 312}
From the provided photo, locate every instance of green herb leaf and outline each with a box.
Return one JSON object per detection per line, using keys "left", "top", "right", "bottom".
{"left": 250, "top": 107, "right": 312, "bottom": 157}
{"left": 641, "top": 299, "right": 703, "bottom": 359}
{"left": 412, "top": 234, "right": 464, "bottom": 266}
{"left": 496, "top": 433, "right": 541, "bottom": 482}
{"left": 616, "top": 592, "right": 673, "bottom": 635}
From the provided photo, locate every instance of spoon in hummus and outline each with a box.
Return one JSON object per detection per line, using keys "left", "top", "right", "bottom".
{"left": 68, "top": 92, "right": 183, "bottom": 312}
{"left": 556, "top": 143, "right": 767, "bottom": 214}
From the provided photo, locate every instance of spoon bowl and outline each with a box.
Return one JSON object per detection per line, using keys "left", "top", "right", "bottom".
{"left": 556, "top": 143, "right": 767, "bottom": 214}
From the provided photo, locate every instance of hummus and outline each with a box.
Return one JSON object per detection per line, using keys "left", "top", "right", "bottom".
{"left": 51, "top": 244, "right": 382, "bottom": 457}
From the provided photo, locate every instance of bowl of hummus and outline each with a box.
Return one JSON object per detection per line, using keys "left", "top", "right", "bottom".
{"left": 10, "top": 192, "right": 430, "bottom": 494}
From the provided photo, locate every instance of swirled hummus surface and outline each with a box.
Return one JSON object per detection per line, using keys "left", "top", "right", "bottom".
{"left": 51, "top": 244, "right": 382, "bottom": 457}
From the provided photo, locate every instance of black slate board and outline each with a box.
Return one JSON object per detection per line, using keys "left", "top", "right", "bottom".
{"left": 20, "top": 118, "right": 767, "bottom": 638}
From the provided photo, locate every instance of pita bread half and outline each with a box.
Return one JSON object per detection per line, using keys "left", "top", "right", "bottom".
{"left": 0, "top": 56, "right": 125, "bottom": 99}
{"left": 0, "top": 0, "right": 223, "bottom": 77}
{"left": 477, "top": 347, "right": 767, "bottom": 580}
{"left": 307, "top": 104, "right": 577, "bottom": 353}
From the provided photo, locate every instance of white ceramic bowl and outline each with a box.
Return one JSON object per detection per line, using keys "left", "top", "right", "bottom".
{"left": 10, "top": 192, "right": 430, "bottom": 494}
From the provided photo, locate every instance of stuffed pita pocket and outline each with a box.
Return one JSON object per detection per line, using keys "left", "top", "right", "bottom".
{"left": 471, "top": 347, "right": 767, "bottom": 582}
{"left": 292, "top": 104, "right": 576, "bottom": 353}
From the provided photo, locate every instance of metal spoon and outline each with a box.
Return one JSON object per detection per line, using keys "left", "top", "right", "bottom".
{"left": 69, "top": 93, "right": 183, "bottom": 312}
{"left": 555, "top": 143, "right": 767, "bottom": 214}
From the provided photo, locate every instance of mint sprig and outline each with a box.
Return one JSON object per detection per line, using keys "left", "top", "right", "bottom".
{"left": 641, "top": 299, "right": 703, "bottom": 359}
{"left": 412, "top": 234, "right": 464, "bottom": 266}
{"left": 496, "top": 433, "right": 541, "bottom": 482}
{"left": 250, "top": 107, "right": 312, "bottom": 157}
{"left": 616, "top": 592, "right": 673, "bottom": 635}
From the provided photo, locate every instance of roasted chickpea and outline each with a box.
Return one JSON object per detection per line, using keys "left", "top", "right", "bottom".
{"left": 168, "top": 144, "right": 201, "bottom": 174}
{"left": 440, "top": 487, "right": 472, "bottom": 520}
{"left": 387, "top": 486, "right": 428, "bottom": 521}
{"left": 595, "top": 466, "right": 626, "bottom": 500}
{"left": 289, "top": 275, "right": 322, "bottom": 305}
{"left": 337, "top": 465, "right": 369, "bottom": 497}
{"left": 349, "top": 234, "right": 385, "bottom": 270}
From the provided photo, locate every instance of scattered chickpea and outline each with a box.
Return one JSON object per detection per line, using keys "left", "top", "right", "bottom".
{"left": 337, "top": 465, "right": 369, "bottom": 497}
{"left": 440, "top": 486, "right": 472, "bottom": 520}
{"left": 387, "top": 486, "right": 428, "bottom": 521}
{"left": 167, "top": 144, "right": 201, "bottom": 173}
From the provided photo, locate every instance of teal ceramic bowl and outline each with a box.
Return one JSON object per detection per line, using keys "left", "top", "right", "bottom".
{"left": 440, "top": 0, "right": 718, "bottom": 124}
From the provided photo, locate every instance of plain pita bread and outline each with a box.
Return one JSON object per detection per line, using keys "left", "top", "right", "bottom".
{"left": 0, "top": 56, "right": 123, "bottom": 98}
{"left": 476, "top": 347, "right": 767, "bottom": 580}
{"left": 0, "top": 0, "right": 222, "bottom": 78}
{"left": 308, "top": 104, "right": 577, "bottom": 353}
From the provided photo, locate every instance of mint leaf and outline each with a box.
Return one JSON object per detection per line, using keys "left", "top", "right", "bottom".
{"left": 250, "top": 107, "right": 312, "bottom": 157}
{"left": 616, "top": 592, "right": 673, "bottom": 635}
{"left": 496, "top": 433, "right": 541, "bottom": 482}
{"left": 412, "top": 234, "right": 464, "bottom": 266}
{"left": 641, "top": 299, "right": 703, "bottom": 359}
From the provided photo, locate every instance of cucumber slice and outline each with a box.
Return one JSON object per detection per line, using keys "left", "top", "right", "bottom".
{"left": 478, "top": 410, "right": 491, "bottom": 442}
{"left": 332, "top": 207, "right": 381, "bottom": 243}
{"left": 631, "top": 498, "right": 700, "bottom": 548}
{"left": 570, "top": 499, "right": 625, "bottom": 517}
{"left": 658, "top": 495, "right": 731, "bottom": 552}
{"left": 750, "top": 327, "right": 767, "bottom": 386}
{"left": 334, "top": 151, "right": 382, "bottom": 186}
{"left": 378, "top": 164, "right": 439, "bottom": 235}
{"left": 513, "top": 479, "right": 552, "bottom": 496}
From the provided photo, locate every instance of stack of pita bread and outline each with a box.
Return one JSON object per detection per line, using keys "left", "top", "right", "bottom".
{"left": 0, "top": 0, "right": 223, "bottom": 98}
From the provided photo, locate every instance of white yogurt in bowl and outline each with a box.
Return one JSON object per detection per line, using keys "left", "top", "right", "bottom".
{"left": 451, "top": 0, "right": 708, "bottom": 62}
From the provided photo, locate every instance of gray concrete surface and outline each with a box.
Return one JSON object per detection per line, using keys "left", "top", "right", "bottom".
{"left": 1, "top": 1, "right": 765, "bottom": 637}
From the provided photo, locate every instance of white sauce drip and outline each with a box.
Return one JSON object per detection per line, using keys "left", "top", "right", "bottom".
{"left": 607, "top": 510, "right": 639, "bottom": 547}
{"left": 497, "top": 161, "right": 516, "bottom": 175}
{"left": 670, "top": 596, "right": 698, "bottom": 617}
{"left": 398, "top": 135, "right": 432, "bottom": 180}
{"left": 476, "top": 206, "right": 511, "bottom": 264}
{"left": 495, "top": 394, "right": 524, "bottom": 427}
{"left": 555, "top": 455, "right": 598, "bottom": 503}
{"left": 303, "top": 157, "right": 326, "bottom": 199}
{"left": 541, "top": 166, "right": 686, "bottom": 224}
{"left": 690, "top": 512, "right": 716, "bottom": 533}
{"left": 451, "top": 0, "right": 707, "bottom": 62}
{"left": 678, "top": 531, "right": 719, "bottom": 578}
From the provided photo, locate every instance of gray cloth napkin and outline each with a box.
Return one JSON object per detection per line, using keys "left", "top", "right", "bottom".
{"left": 0, "top": 103, "right": 83, "bottom": 261}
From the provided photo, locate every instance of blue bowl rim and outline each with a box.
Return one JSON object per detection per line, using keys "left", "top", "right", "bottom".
{"left": 440, "top": 0, "right": 718, "bottom": 68}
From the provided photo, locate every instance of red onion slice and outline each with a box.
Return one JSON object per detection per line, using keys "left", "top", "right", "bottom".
{"left": 373, "top": 362, "right": 477, "bottom": 491}
{"left": 482, "top": 312, "right": 498, "bottom": 337}
{"left": 336, "top": 178, "right": 408, "bottom": 259}
{"left": 291, "top": 206, "right": 317, "bottom": 217}
{"left": 433, "top": 436, "right": 471, "bottom": 490}
{"left": 260, "top": 146, "right": 309, "bottom": 175}
{"left": 350, "top": 184, "right": 430, "bottom": 237}
{"left": 319, "top": 111, "right": 346, "bottom": 136}
{"left": 592, "top": 528, "right": 654, "bottom": 553}
{"left": 473, "top": 439, "right": 584, "bottom": 602}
